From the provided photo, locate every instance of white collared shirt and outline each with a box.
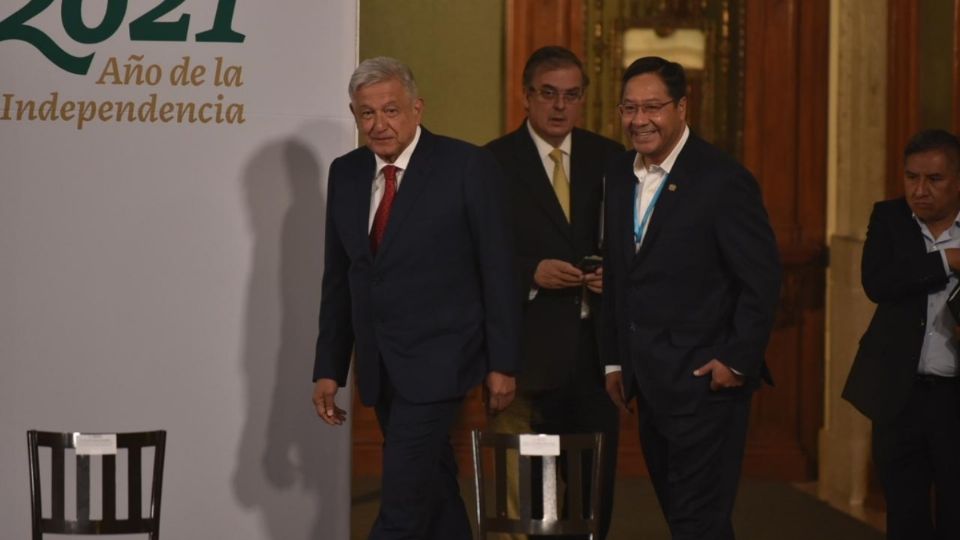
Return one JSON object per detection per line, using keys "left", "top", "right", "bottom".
{"left": 606, "top": 125, "right": 691, "bottom": 374}
{"left": 368, "top": 126, "right": 422, "bottom": 231}
{"left": 913, "top": 211, "right": 960, "bottom": 377}
{"left": 527, "top": 121, "right": 572, "bottom": 188}
{"left": 632, "top": 125, "right": 690, "bottom": 248}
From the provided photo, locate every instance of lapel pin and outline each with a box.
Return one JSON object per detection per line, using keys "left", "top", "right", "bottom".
{"left": 668, "top": 183, "right": 678, "bottom": 192}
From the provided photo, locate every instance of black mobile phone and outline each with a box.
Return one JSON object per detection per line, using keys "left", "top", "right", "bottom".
{"left": 948, "top": 282, "right": 960, "bottom": 323}
{"left": 578, "top": 255, "right": 603, "bottom": 273}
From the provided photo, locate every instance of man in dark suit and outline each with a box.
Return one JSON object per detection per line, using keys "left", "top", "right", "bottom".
{"left": 601, "top": 57, "right": 781, "bottom": 540}
{"left": 485, "top": 46, "right": 622, "bottom": 539}
{"left": 311, "top": 56, "right": 519, "bottom": 540}
{"left": 843, "top": 129, "right": 960, "bottom": 540}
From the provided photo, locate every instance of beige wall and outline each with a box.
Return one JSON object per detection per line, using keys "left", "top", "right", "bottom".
{"left": 359, "top": 0, "right": 505, "bottom": 145}
{"left": 820, "top": 0, "right": 888, "bottom": 509}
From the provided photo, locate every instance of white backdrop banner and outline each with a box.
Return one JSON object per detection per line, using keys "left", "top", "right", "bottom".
{"left": 0, "top": 2, "right": 357, "bottom": 538}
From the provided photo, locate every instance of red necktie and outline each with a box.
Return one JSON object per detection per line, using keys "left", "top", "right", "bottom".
{"left": 370, "top": 165, "right": 398, "bottom": 254}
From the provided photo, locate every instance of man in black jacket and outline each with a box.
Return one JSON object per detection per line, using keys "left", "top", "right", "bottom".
{"left": 843, "top": 129, "right": 960, "bottom": 540}
{"left": 602, "top": 57, "right": 780, "bottom": 540}
{"left": 486, "top": 46, "right": 622, "bottom": 539}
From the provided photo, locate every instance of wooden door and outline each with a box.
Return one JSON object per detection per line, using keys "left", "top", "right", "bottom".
{"left": 739, "top": 0, "right": 828, "bottom": 480}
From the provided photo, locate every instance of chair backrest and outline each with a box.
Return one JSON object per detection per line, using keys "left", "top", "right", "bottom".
{"left": 471, "top": 429, "right": 603, "bottom": 539}
{"left": 27, "top": 430, "right": 167, "bottom": 540}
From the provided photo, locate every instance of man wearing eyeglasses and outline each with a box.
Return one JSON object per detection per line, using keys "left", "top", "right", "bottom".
{"left": 486, "top": 46, "right": 623, "bottom": 539}
{"left": 602, "top": 56, "right": 780, "bottom": 539}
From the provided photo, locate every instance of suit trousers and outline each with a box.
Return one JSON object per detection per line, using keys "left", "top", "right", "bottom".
{"left": 637, "top": 390, "right": 751, "bottom": 540}
{"left": 872, "top": 376, "right": 960, "bottom": 540}
{"left": 370, "top": 377, "right": 471, "bottom": 540}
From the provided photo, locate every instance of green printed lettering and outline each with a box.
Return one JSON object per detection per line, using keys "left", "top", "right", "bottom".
{"left": 129, "top": 0, "right": 188, "bottom": 41}
{"left": 61, "top": 0, "right": 126, "bottom": 44}
{"left": 0, "top": 0, "right": 93, "bottom": 75}
{"left": 196, "top": 0, "right": 244, "bottom": 43}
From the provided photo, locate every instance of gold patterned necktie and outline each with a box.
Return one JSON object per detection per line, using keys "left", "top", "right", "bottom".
{"left": 548, "top": 148, "right": 570, "bottom": 222}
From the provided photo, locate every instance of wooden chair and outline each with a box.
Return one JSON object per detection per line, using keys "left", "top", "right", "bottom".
{"left": 471, "top": 429, "right": 604, "bottom": 538}
{"left": 27, "top": 430, "right": 167, "bottom": 540}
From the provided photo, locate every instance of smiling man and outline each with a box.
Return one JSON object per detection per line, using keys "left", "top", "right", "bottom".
{"left": 601, "top": 56, "right": 781, "bottom": 540}
{"left": 843, "top": 129, "right": 960, "bottom": 540}
{"left": 311, "top": 57, "right": 519, "bottom": 540}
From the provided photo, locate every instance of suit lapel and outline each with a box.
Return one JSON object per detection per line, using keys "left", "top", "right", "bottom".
{"left": 512, "top": 126, "right": 574, "bottom": 242}
{"left": 901, "top": 198, "right": 930, "bottom": 257}
{"left": 897, "top": 198, "right": 931, "bottom": 319}
{"left": 354, "top": 150, "right": 377, "bottom": 258}
{"left": 632, "top": 138, "right": 697, "bottom": 266}
{"left": 569, "top": 129, "right": 594, "bottom": 239}
{"left": 375, "top": 128, "right": 436, "bottom": 258}
{"left": 614, "top": 154, "right": 639, "bottom": 266}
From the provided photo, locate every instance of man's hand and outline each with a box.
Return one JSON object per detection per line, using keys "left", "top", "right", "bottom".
{"left": 535, "top": 259, "right": 583, "bottom": 289}
{"left": 485, "top": 371, "right": 516, "bottom": 414}
{"left": 312, "top": 378, "right": 347, "bottom": 426}
{"left": 584, "top": 267, "right": 603, "bottom": 294}
{"left": 605, "top": 370, "right": 632, "bottom": 414}
{"left": 693, "top": 359, "right": 744, "bottom": 391}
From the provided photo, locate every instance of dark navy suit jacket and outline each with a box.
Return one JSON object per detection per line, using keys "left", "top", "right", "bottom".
{"left": 602, "top": 133, "right": 781, "bottom": 415}
{"left": 843, "top": 197, "right": 950, "bottom": 423}
{"left": 313, "top": 128, "right": 520, "bottom": 406}
{"left": 486, "top": 124, "right": 622, "bottom": 392}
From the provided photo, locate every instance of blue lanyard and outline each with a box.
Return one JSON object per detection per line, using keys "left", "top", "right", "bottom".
{"left": 634, "top": 173, "right": 668, "bottom": 245}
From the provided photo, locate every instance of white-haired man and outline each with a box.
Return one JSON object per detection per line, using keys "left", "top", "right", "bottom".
{"left": 311, "top": 57, "right": 520, "bottom": 539}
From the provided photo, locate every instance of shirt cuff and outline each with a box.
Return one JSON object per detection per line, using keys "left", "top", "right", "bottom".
{"left": 528, "top": 286, "right": 538, "bottom": 301}
{"left": 604, "top": 365, "right": 621, "bottom": 375}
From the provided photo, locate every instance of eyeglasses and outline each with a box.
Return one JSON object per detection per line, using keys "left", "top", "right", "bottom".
{"left": 528, "top": 86, "right": 584, "bottom": 104}
{"left": 618, "top": 100, "right": 676, "bottom": 117}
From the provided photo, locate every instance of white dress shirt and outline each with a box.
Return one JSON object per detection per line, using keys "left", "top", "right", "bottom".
{"left": 633, "top": 125, "right": 690, "bottom": 249}
{"left": 606, "top": 126, "right": 690, "bottom": 375}
{"left": 527, "top": 121, "right": 572, "bottom": 185}
{"left": 914, "top": 212, "right": 960, "bottom": 377}
{"left": 368, "top": 126, "right": 422, "bottom": 231}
